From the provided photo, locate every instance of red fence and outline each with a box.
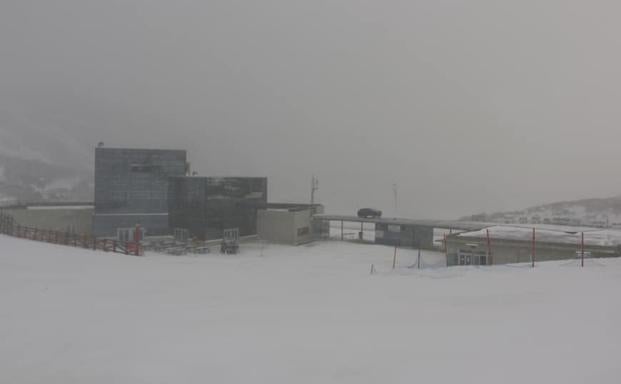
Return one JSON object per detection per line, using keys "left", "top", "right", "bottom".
{"left": 0, "top": 212, "right": 142, "bottom": 256}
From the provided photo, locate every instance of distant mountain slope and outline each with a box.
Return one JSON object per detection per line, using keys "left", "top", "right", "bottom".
{"left": 0, "top": 153, "right": 92, "bottom": 205}
{"left": 0, "top": 127, "right": 94, "bottom": 205}
{"left": 462, "top": 196, "right": 621, "bottom": 228}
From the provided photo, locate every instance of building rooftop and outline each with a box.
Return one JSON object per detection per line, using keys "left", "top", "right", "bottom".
{"left": 458, "top": 225, "right": 621, "bottom": 247}
{"left": 313, "top": 214, "right": 491, "bottom": 231}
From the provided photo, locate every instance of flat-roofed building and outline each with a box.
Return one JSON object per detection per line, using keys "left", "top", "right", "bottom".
{"left": 168, "top": 176, "right": 267, "bottom": 240}
{"left": 93, "top": 147, "right": 187, "bottom": 237}
{"left": 446, "top": 225, "right": 621, "bottom": 266}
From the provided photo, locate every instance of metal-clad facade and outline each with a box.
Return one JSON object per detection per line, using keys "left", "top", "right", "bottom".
{"left": 168, "top": 177, "right": 267, "bottom": 239}
{"left": 93, "top": 148, "right": 187, "bottom": 236}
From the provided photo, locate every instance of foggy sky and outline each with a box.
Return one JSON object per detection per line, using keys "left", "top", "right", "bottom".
{"left": 1, "top": 0, "right": 621, "bottom": 219}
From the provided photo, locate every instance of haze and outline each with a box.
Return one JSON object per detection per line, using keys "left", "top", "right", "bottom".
{"left": 1, "top": 0, "right": 620, "bottom": 219}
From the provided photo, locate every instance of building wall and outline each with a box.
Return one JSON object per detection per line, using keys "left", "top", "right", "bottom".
{"left": 257, "top": 209, "right": 314, "bottom": 245}
{"left": 3, "top": 207, "right": 93, "bottom": 235}
{"left": 257, "top": 210, "right": 295, "bottom": 244}
{"left": 375, "top": 223, "right": 434, "bottom": 249}
{"left": 446, "top": 235, "right": 621, "bottom": 266}
{"left": 292, "top": 210, "right": 313, "bottom": 244}
{"left": 169, "top": 177, "right": 268, "bottom": 240}
{"left": 93, "top": 148, "right": 187, "bottom": 236}
{"left": 92, "top": 213, "right": 169, "bottom": 238}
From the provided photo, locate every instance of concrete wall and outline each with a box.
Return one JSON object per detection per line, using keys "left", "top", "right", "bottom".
{"left": 257, "top": 210, "right": 295, "bottom": 244}
{"left": 4, "top": 207, "right": 93, "bottom": 235}
{"left": 446, "top": 235, "right": 621, "bottom": 266}
{"left": 257, "top": 209, "right": 313, "bottom": 245}
{"left": 292, "top": 210, "right": 313, "bottom": 244}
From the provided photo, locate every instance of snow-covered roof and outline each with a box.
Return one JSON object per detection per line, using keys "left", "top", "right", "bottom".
{"left": 458, "top": 225, "right": 621, "bottom": 247}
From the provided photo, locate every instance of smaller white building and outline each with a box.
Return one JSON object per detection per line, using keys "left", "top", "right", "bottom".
{"left": 257, "top": 204, "right": 324, "bottom": 245}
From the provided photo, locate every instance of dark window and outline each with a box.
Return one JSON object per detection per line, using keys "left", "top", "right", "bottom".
{"left": 130, "top": 164, "right": 159, "bottom": 173}
{"left": 297, "top": 227, "right": 310, "bottom": 236}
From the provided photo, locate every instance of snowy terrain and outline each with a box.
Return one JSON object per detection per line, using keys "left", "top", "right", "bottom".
{"left": 1, "top": 235, "right": 620, "bottom": 383}
{"left": 468, "top": 195, "right": 621, "bottom": 228}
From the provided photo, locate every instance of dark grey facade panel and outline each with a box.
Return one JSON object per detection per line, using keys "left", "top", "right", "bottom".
{"left": 93, "top": 148, "right": 186, "bottom": 237}
{"left": 94, "top": 148, "right": 187, "bottom": 214}
{"left": 168, "top": 177, "right": 267, "bottom": 240}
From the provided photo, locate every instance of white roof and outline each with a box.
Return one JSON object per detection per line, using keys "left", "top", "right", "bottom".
{"left": 458, "top": 225, "right": 621, "bottom": 247}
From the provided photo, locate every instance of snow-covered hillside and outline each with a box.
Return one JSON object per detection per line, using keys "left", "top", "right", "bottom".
{"left": 0, "top": 153, "right": 92, "bottom": 204}
{"left": 465, "top": 195, "right": 621, "bottom": 228}
{"left": 1, "top": 236, "right": 620, "bottom": 383}
{"left": 0, "top": 128, "right": 93, "bottom": 204}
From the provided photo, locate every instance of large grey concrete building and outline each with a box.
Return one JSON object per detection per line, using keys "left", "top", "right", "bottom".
{"left": 168, "top": 176, "right": 267, "bottom": 240}
{"left": 93, "top": 147, "right": 187, "bottom": 237}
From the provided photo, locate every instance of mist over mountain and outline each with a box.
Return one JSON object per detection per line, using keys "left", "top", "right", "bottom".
{"left": 464, "top": 195, "right": 621, "bottom": 227}
{"left": 2, "top": 1, "right": 621, "bottom": 218}
{"left": 0, "top": 128, "right": 92, "bottom": 204}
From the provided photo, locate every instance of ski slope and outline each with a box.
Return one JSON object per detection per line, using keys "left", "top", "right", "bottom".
{"left": 1, "top": 235, "right": 620, "bottom": 383}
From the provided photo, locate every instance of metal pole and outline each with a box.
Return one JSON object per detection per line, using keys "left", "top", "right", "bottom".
{"left": 486, "top": 229, "right": 492, "bottom": 265}
{"left": 310, "top": 175, "right": 318, "bottom": 217}
{"left": 531, "top": 228, "right": 536, "bottom": 268}
{"left": 341, "top": 220, "right": 344, "bottom": 241}
{"left": 392, "top": 245, "right": 397, "bottom": 269}
{"left": 581, "top": 232, "right": 585, "bottom": 268}
{"left": 417, "top": 244, "right": 421, "bottom": 269}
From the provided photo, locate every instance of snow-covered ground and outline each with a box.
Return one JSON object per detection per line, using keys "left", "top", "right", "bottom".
{"left": 1, "top": 235, "right": 620, "bottom": 383}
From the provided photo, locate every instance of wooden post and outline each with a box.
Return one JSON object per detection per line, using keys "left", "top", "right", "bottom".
{"left": 531, "top": 228, "right": 536, "bottom": 268}
{"left": 581, "top": 232, "right": 585, "bottom": 268}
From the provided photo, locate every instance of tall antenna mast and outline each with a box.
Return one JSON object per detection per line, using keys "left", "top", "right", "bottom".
{"left": 310, "top": 175, "right": 319, "bottom": 215}
{"left": 393, "top": 183, "right": 398, "bottom": 214}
